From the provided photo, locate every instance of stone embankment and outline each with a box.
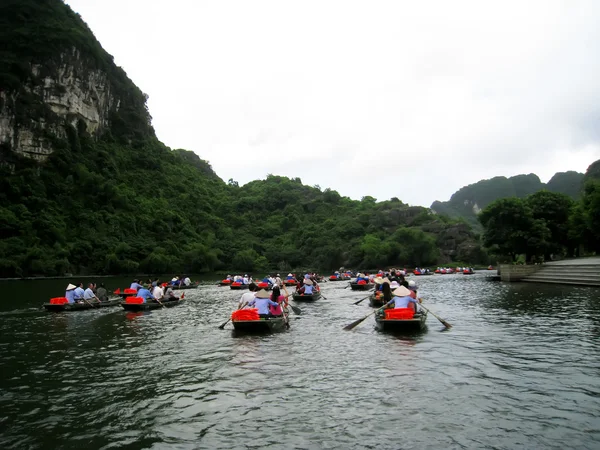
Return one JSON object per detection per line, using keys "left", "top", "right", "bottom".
{"left": 500, "top": 257, "right": 600, "bottom": 287}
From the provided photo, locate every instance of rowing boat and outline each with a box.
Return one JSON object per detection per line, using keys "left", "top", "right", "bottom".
{"left": 44, "top": 297, "right": 121, "bottom": 312}
{"left": 232, "top": 316, "right": 287, "bottom": 332}
{"left": 349, "top": 282, "right": 373, "bottom": 291}
{"left": 229, "top": 283, "right": 249, "bottom": 290}
{"left": 172, "top": 283, "right": 199, "bottom": 290}
{"left": 292, "top": 291, "right": 322, "bottom": 302}
{"left": 374, "top": 309, "right": 427, "bottom": 331}
{"left": 120, "top": 297, "right": 185, "bottom": 311}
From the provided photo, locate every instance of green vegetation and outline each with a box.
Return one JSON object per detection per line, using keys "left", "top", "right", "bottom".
{"left": 431, "top": 172, "right": 584, "bottom": 229}
{"left": 479, "top": 164, "right": 600, "bottom": 262}
{"left": 0, "top": 0, "right": 488, "bottom": 277}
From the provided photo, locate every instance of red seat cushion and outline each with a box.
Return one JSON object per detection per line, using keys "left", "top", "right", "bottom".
{"left": 258, "top": 282, "right": 268, "bottom": 288}
{"left": 232, "top": 282, "right": 241, "bottom": 286}
{"left": 357, "top": 280, "right": 367, "bottom": 285}
{"left": 221, "top": 279, "right": 231, "bottom": 283}
{"left": 385, "top": 308, "right": 414, "bottom": 319}
{"left": 50, "top": 297, "right": 68, "bottom": 305}
{"left": 124, "top": 288, "right": 137, "bottom": 294}
{"left": 125, "top": 297, "right": 144, "bottom": 304}
{"left": 232, "top": 308, "right": 259, "bottom": 320}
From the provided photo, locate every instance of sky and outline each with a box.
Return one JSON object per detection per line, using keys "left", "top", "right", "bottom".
{"left": 65, "top": 0, "right": 600, "bottom": 207}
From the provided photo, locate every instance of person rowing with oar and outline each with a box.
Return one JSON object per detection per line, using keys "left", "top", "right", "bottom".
{"left": 238, "top": 282, "right": 258, "bottom": 309}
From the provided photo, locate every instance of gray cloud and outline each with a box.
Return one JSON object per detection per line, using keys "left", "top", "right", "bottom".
{"left": 67, "top": 0, "right": 600, "bottom": 206}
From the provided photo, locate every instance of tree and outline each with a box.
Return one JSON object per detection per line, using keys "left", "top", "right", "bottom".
{"left": 525, "top": 190, "right": 574, "bottom": 258}
{"left": 479, "top": 198, "right": 550, "bottom": 262}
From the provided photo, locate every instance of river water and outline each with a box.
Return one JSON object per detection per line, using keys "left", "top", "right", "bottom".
{"left": 0, "top": 274, "right": 599, "bottom": 449}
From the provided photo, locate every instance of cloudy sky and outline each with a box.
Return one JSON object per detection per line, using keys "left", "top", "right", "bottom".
{"left": 66, "top": 0, "right": 600, "bottom": 207}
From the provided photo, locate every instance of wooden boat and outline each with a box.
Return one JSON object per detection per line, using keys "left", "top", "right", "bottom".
{"left": 375, "top": 310, "right": 428, "bottom": 331}
{"left": 328, "top": 276, "right": 344, "bottom": 281}
{"left": 232, "top": 316, "right": 287, "bottom": 332}
{"left": 121, "top": 297, "right": 185, "bottom": 311}
{"left": 44, "top": 297, "right": 121, "bottom": 312}
{"left": 350, "top": 282, "right": 373, "bottom": 291}
{"left": 463, "top": 270, "right": 475, "bottom": 275}
{"left": 292, "top": 291, "right": 322, "bottom": 302}
{"left": 218, "top": 279, "right": 232, "bottom": 286}
{"left": 369, "top": 293, "right": 386, "bottom": 308}
{"left": 229, "top": 283, "right": 249, "bottom": 290}
{"left": 172, "top": 282, "right": 199, "bottom": 290}
{"left": 284, "top": 279, "right": 297, "bottom": 286}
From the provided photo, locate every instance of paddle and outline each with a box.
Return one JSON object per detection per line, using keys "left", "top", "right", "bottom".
{"left": 418, "top": 303, "right": 452, "bottom": 329}
{"left": 281, "top": 284, "right": 301, "bottom": 315}
{"left": 343, "top": 300, "right": 394, "bottom": 331}
{"left": 353, "top": 294, "right": 371, "bottom": 305}
{"left": 81, "top": 297, "right": 96, "bottom": 308}
{"left": 154, "top": 296, "right": 166, "bottom": 308}
{"left": 218, "top": 300, "right": 247, "bottom": 330}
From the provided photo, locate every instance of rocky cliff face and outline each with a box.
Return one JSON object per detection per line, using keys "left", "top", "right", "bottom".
{"left": 0, "top": 48, "right": 116, "bottom": 161}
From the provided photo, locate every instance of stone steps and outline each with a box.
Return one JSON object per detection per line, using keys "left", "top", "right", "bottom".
{"left": 522, "top": 264, "right": 600, "bottom": 287}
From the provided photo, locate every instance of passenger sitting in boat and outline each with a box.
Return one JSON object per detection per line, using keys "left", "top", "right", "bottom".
{"left": 96, "top": 283, "right": 108, "bottom": 302}
{"left": 268, "top": 286, "right": 290, "bottom": 317}
{"left": 65, "top": 284, "right": 77, "bottom": 304}
{"left": 74, "top": 283, "right": 85, "bottom": 302}
{"left": 183, "top": 276, "right": 191, "bottom": 286}
{"left": 298, "top": 279, "right": 315, "bottom": 295}
{"left": 83, "top": 283, "right": 99, "bottom": 302}
{"left": 387, "top": 286, "right": 419, "bottom": 313}
{"left": 274, "top": 274, "right": 283, "bottom": 287}
{"left": 151, "top": 278, "right": 159, "bottom": 288}
{"left": 238, "top": 282, "right": 258, "bottom": 309}
{"left": 153, "top": 283, "right": 164, "bottom": 300}
{"left": 246, "top": 289, "right": 279, "bottom": 318}
{"left": 130, "top": 279, "right": 144, "bottom": 291}
{"left": 243, "top": 274, "right": 250, "bottom": 284}
{"left": 137, "top": 286, "right": 155, "bottom": 303}
{"left": 163, "top": 285, "right": 179, "bottom": 300}
{"left": 355, "top": 273, "right": 368, "bottom": 283}
{"left": 379, "top": 279, "right": 393, "bottom": 302}
{"left": 408, "top": 280, "right": 418, "bottom": 299}
{"left": 286, "top": 273, "right": 294, "bottom": 280}
{"left": 262, "top": 276, "right": 273, "bottom": 285}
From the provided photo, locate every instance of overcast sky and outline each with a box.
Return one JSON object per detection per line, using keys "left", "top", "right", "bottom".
{"left": 65, "top": 0, "right": 600, "bottom": 207}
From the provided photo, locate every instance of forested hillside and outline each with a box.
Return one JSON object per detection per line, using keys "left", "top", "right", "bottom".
{"left": 0, "top": 0, "right": 486, "bottom": 277}
{"left": 431, "top": 171, "right": 584, "bottom": 228}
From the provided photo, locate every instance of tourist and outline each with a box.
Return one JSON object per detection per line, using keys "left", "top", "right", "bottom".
{"left": 73, "top": 283, "right": 85, "bottom": 301}
{"left": 246, "top": 289, "right": 279, "bottom": 318}
{"left": 96, "top": 283, "right": 108, "bottom": 302}
{"left": 65, "top": 284, "right": 76, "bottom": 304}
{"left": 408, "top": 280, "right": 418, "bottom": 299}
{"left": 268, "top": 286, "right": 290, "bottom": 317}
{"left": 238, "top": 282, "right": 257, "bottom": 309}
{"left": 298, "top": 278, "right": 315, "bottom": 295}
{"left": 387, "top": 286, "right": 419, "bottom": 313}
{"left": 163, "top": 285, "right": 178, "bottom": 300}
{"left": 83, "top": 283, "right": 99, "bottom": 302}
{"left": 136, "top": 285, "right": 155, "bottom": 303}
{"left": 153, "top": 283, "right": 164, "bottom": 300}
{"left": 130, "top": 279, "right": 144, "bottom": 291}
{"left": 183, "top": 276, "right": 191, "bottom": 286}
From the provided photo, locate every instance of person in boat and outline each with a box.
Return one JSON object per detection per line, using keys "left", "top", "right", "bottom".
{"left": 163, "top": 285, "right": 179, "bottom": 301}
{"left": 355, "top": 273, "right": 368, "bottom": 283}
{"left": 65, "top": 283, "right": 77, "bottom": 304}
{"left": 286, "top": 273, "right": 294, "bottom": 280}
{"left": 380, "top": 279, "right": 393, "bottom": 302}
{"left": 298, "top": 278, "right": 315, "bottom": 295}
{"left": 153, "top": 283, "right": 164, "bottom": 300}
{"left": 274, "top": 274, "right": 283, "bottom": 287}
{"left": 246, "top": 289, "right": 279, "bottom": 319}
{"left": 96, "top": 283, "right": 108, "bottom": 302}
{"left": 83, "top": 283, "right": 99, "bottom": 302}
{"left": 238, "top": 282, "right": 258, "bottom": 309}
{"left": 386, "top": 285, "right": 419, "bottom": 313}
{"left": 408, "top": 280, "right": 418, "bottom": 299}
{"left": 170, "top": 276, "right": 180, "bottom": 287}
{"left": 262, "top": 275, "right": 273, "bottom": 286}
{"left": 130, "top": 279, "right": 144, "bottom": 291}
{"left": 137, "top": 285, "right": 155, "bottom": 303}
{"left": 183, "top": 276, "right": 191, "bottom": 286}
{"left": 73, "top": 282, "right": 85, "bottom": 302}
{"left": 268, "top": 286, "right": 290, "bottom": 317}
{"left": 242, "top": 274, "right": 250, "bottom": 284}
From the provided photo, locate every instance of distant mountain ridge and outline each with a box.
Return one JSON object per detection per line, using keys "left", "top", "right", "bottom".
{"left": 430, "top": 170, "right": 585, "bottom": 227}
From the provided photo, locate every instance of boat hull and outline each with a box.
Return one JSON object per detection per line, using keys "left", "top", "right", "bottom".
{"left": 229, "top": 284, "right": 249, "bottom": 290}
{"left": 44, "top": 298, "right": 121, "bottom": 312}
{"left": 375, "top": 312, "right": 427, "bottom": 331}
{"left": 232, "top": 317, "right": 287, "bottom": 332}
{"left": 292, "top": 291, "right": 322, "bottom": 302}
{"left": 172, "top": 284, "right": 199, "bottom": 290}
{"left": 350, "top": 283, "right": 373, "bottom": 291}
{"left": 121, "top": 298, "right": 185, "bottom": 311}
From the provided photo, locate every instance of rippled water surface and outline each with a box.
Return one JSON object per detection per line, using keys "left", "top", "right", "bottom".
{"left": 1, "top": 274, "right": 599, "bottom": 449}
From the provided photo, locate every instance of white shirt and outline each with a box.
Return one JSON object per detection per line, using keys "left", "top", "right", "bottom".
{"left": 239, "top": 291, "right": 256, "bottom": 307}
{"left": 153, "top": 286, "right": 164, "bottom": 299}
{"left": 184, "top": 277, "right": 191, "bottom": 286}
{"left": 243, "top": 277, "right": 249, "bottom": 284}
{"left": 83, "top": 288, "right": 96, "bottom": 299}
{"left": 275, "top": 276, "right": 282, "bottom": 286}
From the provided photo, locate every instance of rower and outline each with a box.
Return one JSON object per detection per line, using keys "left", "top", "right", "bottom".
{"left": 153, "top": 283, "right": 164, "bottom": 300}
{"left": 137, "top": 285, "right": 155, "bottom": 303}
{"left": 130, "top": 279, "right": 144, "bottom": 291}
{"left": 83, "top": 283, "right": 99, "bottom": 302}
{"left": 96, "top": 283, "right": 108, "bottom": 302}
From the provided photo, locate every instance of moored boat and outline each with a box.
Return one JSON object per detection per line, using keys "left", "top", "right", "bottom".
{"left": 292, "top": 290, "right": 322, "bottom": 302}
{"left": 374, "top": 308, "right": 427, "bottom": 331}
{"left": 44, "top": 297, "right": 121, "bottom": 312}
{"left": 121, "top": 296, "right": 185, "bottom": 311}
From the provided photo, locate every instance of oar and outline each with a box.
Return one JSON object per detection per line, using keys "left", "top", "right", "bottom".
{"left": 82, "top": 297, "right": 96, "bottom": 308}
{"left": 318, "top": 290, "right": 327, "bottom": 300}
{"left": 353, "top": 294, "right": 371, "bottom": 305}
{"left": 418, "top": 303, "right": 452, "bottom": 328}
{"left": 281, "top": 284, "right": 301, "bottom": 315}
{"left": 155, "top": 296, "right": 166, "bottom": 308}
{"left": 343, "top": 300, "right": 393, "bottom": 331}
